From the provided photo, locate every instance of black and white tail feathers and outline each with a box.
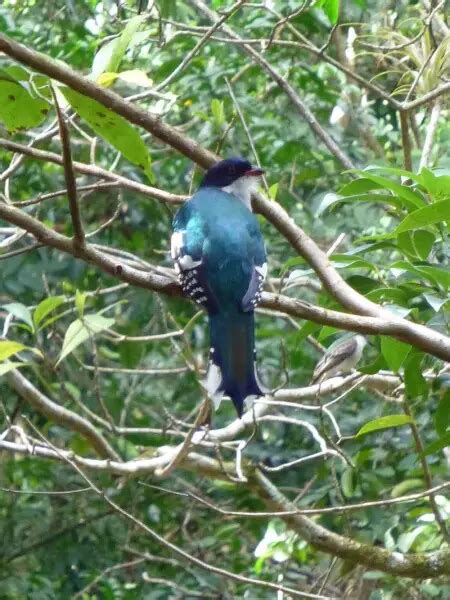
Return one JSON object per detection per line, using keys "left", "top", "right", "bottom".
{"left": 204, "top": 311, "right": 265, "bottom": 417}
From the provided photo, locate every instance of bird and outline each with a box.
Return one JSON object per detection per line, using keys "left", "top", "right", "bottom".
{"left": 311, "top": 334, "right": 367, "bottom": 385}
{"left": 171, "top": 157, "right": 267, "bottom": 417}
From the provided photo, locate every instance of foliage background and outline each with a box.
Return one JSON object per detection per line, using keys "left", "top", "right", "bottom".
{"left": 0, "top": 0, "right": 449, "bottom": 598}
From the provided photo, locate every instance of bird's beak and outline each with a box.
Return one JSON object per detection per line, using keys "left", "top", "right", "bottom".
{"left": 245, "top": 167, "right": 265, "bottom": 177}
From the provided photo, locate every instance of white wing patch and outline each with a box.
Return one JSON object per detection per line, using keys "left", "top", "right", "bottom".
{"left": 255, "top": 262, "right": 267, "bottom": 279}
{"left": 171, "top": 229, "right": 202, "bottom": 270}
{"left": 172, "top": 230, "right": 206, "bottom": 305}
{"left": 178, "top": 254, "right": 202, "bottom": 270}
{"left": 243, "top": 261, "right": 267, "bottom": 311}
{"left": 202, "top": 356, "right": 223, "bottom": 409}
{"left": 170, "top": 231, "right": 184, "bottom": 260}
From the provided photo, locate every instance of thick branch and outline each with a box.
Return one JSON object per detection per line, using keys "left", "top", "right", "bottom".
{"left": 253, "top": 470, "right": 450, "bottom": 578}
{"left": 1, "top": 437, "right": 449, "bottom": 579}
{"left": 419, "top": 100, "right": 442, "bottom": 170}
{"left": 0, "top": 36, "right": 449, "bottom": 362}
{"left": 0, "top": 34, "right": 215, "bottom": 168}
{"left": 0, "top": 138, "right": 185, "bottom": 205}
{"left": 0, "top": 201, "right": 449, "bottom": 361}
{"left": 404, "top": 83, "right": 450, "bottom": 111}
{"left": 6, "top": 369, "right": 120, "bottom": 460}
{"left": 263, "top": 293, "right": 450, "bottom": 362}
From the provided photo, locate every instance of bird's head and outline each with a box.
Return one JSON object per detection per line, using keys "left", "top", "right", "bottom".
{"left": 199, "top": 157, "right": 264, "bottom": 209}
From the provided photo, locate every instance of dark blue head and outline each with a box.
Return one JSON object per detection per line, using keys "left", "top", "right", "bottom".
{"left": 200, "top": 157, "right": 264, "bottom": 188}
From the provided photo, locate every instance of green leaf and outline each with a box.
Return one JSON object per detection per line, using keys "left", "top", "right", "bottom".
{"left": 2, "top": 302, "right": 34, "bottom": 330}
{"left": 411, "top": 230, "right": 435, "bottom": 260}
{"left": 0, "top": 362, "right": 26, "bottom": 376}
{"left": 211, "top": 98, "right": 225, "bottom": 127}
{"left": 423, "top": 293, "right": 447, "bottom": 312}
{"left": 91, "top": 39, "right": 118, "bottom": 79}
{"left": 365, "top": 165, "right": 423, "bottom": 184}
{"left": 420, "top": 168, "right": 450, "bottom": 199}
{"left": 0, "top": 79, "right": 49, "bottom": 131}
{"left": 33, "top": 296, "right": 65, "bottom": 327}
{"left": 279, "top": 256, "right": 306, "bottom": 276}
{"left": 358, "top": 353, "right": 387, "bottom": 375}
{"left": 423, "top": 432, "right": 450, "bottom": 456}
{"left": 397, "top": 230, "right": 435, "bottom": 260}
{"left": 353, "top": 171, "right": 425, "bottom": 210}
{"left": 318, "top": 326, "right": 340, "bottom": 341}
{"left": 92, "top": 16, "right": 146, "bottom": 79}
{"left": 390, "top": 261, "right": 450, "bottom": 289}
{"left": 380, "top": 337, "right": 411, "bottom": 372}
{"left": 404, "top": 353, "right": 427, "bottom": 398}
{"left": 320, "top": 192, "right": 405, "bottom": 216}
{"left": 57, "top": 314, "right": 115, "bottom": 365}
{"left": 105, "top": 15, "right": 145, "bottom": 74}
{"left": 61, "top": 87, "right": 153, "bottom": 182}
{"left": 356, "top": 415, "right": 413, "bottom": 437}
{"left": 0, "top": 341, "right": 26, "bottom": 361}
{"left": 96, "top": 71, "right": 119, "bottom": 87}
{"left": 316, "top": 0, "right": 340, "bottom": 24}
{"left": 397, "top": 526, "right": 428, "bottom": 553}
{"left": 294, "top": 321, "right": 321, "bottom": 344}
{"left": 415, "top": 265, "right": 450, "bottom": 289}
{"left": 341, "top": 467, "right": 353, "bottom": 498}
{"left": 435, "top": 390, "right": 450, "bottom": 437}
{"left": 390, "top": 479, "right": 423, "bottom": 498}
{"left": 75, "top": 289, "right": 86, "bottom": 317}
{"left": 339, "top": 178, "right": 383, "bottom": 196}
{"left": 395, "top": 199, "right": 450, "bottom": 234}
{"left": 366, "top": 287, "right": 410, "bottom": 304}
{"left": 331, "top": 254, "right": 374, "bottom": 270}
{"left": 268, "top": 182, "right": 279, "bottom": 200}
{"left": 98, "top": 69, "right": 153, "bottom": 89}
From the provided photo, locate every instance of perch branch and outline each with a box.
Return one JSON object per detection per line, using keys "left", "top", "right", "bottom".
{"left": 6, "top": 369, "right": 119, "bottom": 460}
{"left": 0, "top": 36, "right": 449, "bottom": 361}
{"left": 1, "top": 437, "right": 449, "bottom": 579}
{"left": 0, "top": 200, "right": 449, "bottom": 360}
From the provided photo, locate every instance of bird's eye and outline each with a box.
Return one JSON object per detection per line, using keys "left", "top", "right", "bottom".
{"left": 229, "top": 165, "right": 236, "bottom": 175}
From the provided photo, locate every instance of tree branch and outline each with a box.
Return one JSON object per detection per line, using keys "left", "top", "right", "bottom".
{"left": 1, "top": 436, "right": 449, "bottom": 579}
{"left": 0, "top": 35, "right": 449, "bottom": 362}
{"left": 0, "top": 200, "right": 449, "bottom": 361}
{"left": 419, "top": 100, "right": 442, "bottom": 171}
{"left": 52, "top": 87, "right": 85, "bottom": 247}
{"left": 0, "top": 138, "right": 185, "bottom": 205}
{"left": 252, "top": 469, "right": 450, "bottom": 579}
{"left": 190, "top": 0, "right": 355, "bottom": 170}
{"left": 5, "top": 369, "right": 120, "bottom": 460}
{"left": 0, "top": 33, "right": 216, "bottom": 168}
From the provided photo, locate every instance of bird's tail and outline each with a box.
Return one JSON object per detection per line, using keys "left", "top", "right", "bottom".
{"left": 204, "top": 311, "right": 265, "bottom": 417}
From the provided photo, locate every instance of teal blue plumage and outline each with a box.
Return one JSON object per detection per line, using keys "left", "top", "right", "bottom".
{"left": 172, "top": 183, "right": 267, "bottom": 417}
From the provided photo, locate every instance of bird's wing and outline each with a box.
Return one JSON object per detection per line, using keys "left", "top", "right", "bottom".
{"left": 172, "top": 201, "right": 219, "bottom": 312}
{"left": 312, "top": 337, "right": 357, "bottom": 383}
{"left": 241, "top": 219, "right": 267, "bottom": 312}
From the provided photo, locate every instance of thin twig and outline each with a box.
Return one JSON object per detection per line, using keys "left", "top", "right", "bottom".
{"left": 155, "top": 398, "right": 210, "bottom": 477}
{"left": 155, "top": 0, "right": 246, "bottom": 91}
{"left": 225, "top": 77, "right": 269, "bottom": 192}
{"left": 190, "top": 0, "right": 355, "bottom": 170}
{"left": 0, "top": 137, "right": 185, "bottom": 205}
{"left": 266, "top": 1, "right": 310, "bottom": 50}
{"left": 402, "top": 397, "right": 449, "bottom": 540}
{"left": 52, "top": 87, "right": 85, "bottom": 248}
{"left": 24, "top": 423, "right": 329, "bottom": 600}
